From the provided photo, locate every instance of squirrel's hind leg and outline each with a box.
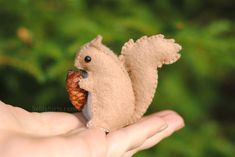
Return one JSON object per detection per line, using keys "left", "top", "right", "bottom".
{"left": 87, "top": 118, "right": 110, "bottom": 132}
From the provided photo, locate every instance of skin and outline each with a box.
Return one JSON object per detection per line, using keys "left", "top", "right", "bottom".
{"left": 0, "top": 100, "right": 184, "bottom": 157}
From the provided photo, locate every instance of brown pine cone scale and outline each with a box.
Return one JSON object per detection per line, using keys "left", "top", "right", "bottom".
{"left": 66, "top": 70, "right": 88, "bottom": 110}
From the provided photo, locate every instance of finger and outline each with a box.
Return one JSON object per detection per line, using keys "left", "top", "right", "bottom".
{"left": 0, "top": 101, "right": 87, "bottom": 136}
{"left": 3, "top": 128, "right": 106, "bottom": 157}
{"left": 123, "top": 111, "right": 184, "bottom": 157}
{"left": 107, "top": 114, "right": 167, "bottom": 157}
{"left": 154, "top": 110, "right": 185, "bottom": 132}
{"left": 28, "top": 112, "right": 87, "bottom": 136}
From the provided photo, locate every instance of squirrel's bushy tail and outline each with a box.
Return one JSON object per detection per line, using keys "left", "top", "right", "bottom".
{"left": 119, "top": 34, "right": 182, "bottom": 123}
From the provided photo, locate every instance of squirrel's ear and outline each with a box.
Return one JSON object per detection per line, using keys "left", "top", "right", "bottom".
{"left": 91, "top": 35, "right": 103, "bottom": 47}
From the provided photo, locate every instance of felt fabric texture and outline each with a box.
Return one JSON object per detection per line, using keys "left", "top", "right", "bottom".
{"left": 74, "top": 36, "right": 135, "bottom": 131}
{"left": 74, "top": 35, "right": 181, "bottom": 131}
{"left": 119, "top": 35, "right": 181, "bottom": 123}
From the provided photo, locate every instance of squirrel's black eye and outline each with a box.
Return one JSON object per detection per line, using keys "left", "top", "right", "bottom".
{"left": 84, "top": 56, "right": 92, "bottom": 63}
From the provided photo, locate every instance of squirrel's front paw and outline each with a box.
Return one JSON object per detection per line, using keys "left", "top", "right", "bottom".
{"left": 79, "top": 78, "right": 93, "bottom": 91}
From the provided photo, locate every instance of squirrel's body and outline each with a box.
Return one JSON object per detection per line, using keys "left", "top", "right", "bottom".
{"left": 75, "top": 37, "right": 135, "bottom": 131}
{"left": 75, "top": 35, "right": 181, "bottom": 131}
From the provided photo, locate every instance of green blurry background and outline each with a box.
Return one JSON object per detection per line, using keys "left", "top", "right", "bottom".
{"left": 0, "top": 0, "right": 234, "bottom": 156}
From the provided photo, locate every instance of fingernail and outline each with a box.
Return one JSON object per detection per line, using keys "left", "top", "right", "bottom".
{"left": 176, "top": 120, "right": 185, "bottom": 131}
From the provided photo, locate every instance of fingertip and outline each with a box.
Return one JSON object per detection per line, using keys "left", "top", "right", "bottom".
{"left": 151, "top": 110, "right": 185, "bottom": 131}
{"left": 0, "top": 100, "right": 4, "bottom": 105}
{"left": 122, "top": 111, "right": 185, "bottom": 153}
{"left": 153, "top": 110, "right": 178, "bottom": 117}
{"left": 172, "top": 112, "right": 185, "bottom": 131}
{"left": 140, "top": 114, "right": 167, "bottom": 129}
{"left": 161, "top": 111, "right": 185, "bottom": 132}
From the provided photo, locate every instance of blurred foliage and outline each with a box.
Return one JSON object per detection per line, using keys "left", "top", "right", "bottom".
{"left": 0, "top": 0, "right": 234, "bottom": 156}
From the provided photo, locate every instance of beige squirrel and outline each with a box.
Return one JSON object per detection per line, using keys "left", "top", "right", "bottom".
{"left": 74, "top": 34, "right": 181, "bottom": 132}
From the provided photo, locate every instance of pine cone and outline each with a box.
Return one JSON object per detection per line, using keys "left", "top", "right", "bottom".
{"left": 66, "top": 70, "right": 88, "bottom": 110}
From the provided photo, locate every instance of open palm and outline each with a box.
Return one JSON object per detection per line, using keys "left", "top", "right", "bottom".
{"left": 0, "top": 100, "right": 184, "bottom": 157}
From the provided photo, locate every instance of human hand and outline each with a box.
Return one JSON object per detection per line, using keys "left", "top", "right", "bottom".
{"left": 0, "top": 100, "right": 184, "bottom": 157}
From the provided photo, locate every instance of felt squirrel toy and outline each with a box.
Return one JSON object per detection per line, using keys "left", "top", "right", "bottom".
{"left": 68, "top": 34, "right": 181, "bottom": 132}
